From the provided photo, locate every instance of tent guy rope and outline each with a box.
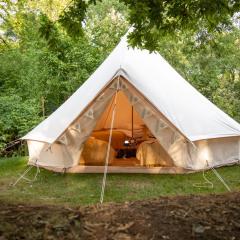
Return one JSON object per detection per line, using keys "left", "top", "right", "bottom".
{"left": 12, "top": 160, "right": 40, "bottom": 187}
{"left": 0, "top": 139, "right": 42, "bottom": 187}
{"left": 193, "top": 160, "right": 231, "bottom": 192}
{"left": 192, "top": 169, "right": 213, "bottom": 189}
{"left": 100, "top": 77, "right": 120, "bottom": 204}
{"left": 210, "top": 166, "right": 231, "bottom": 192}
{"left": 206, "top": 160, "right": 231, "bottom": 192}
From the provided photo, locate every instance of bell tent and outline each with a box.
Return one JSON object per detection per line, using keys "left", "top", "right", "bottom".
{"left": 22, "top": 34, "right": 240, "bottom": 173}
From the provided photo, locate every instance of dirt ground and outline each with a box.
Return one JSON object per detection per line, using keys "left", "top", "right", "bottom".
{"left": 0, "top": 192, "right": 239, "bottom": 240}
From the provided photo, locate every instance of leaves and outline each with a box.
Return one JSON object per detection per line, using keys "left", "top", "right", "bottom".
{"left": 0, "top": 0, "right": 126, "bottom": 156}
{"left": 58, "top": 0, "right": 240, "bottom": 51}
{"left": 59, "top": 0, "right": 93, "bottom": 38}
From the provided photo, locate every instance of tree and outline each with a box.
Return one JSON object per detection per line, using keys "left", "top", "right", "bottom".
{"left": 58, "top": 0, "right": 240, "bottom": 51}
{"left": 0, "top": 0, "right": 128, "bottom": 155}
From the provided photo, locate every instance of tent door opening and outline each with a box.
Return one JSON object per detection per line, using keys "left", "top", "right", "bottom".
{"left": 78, "top": 90, "right": 174, "bottom": 168}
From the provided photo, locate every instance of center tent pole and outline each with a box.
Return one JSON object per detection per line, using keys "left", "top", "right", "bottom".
{"left": 100, "top": 76, "right": 120, "bottom": 204}
{"left": 131, "top": 106, "right": 134, "bottom": 138}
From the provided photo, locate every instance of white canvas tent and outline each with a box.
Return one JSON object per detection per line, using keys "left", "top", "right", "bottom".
{"left": 22, "top": 34, "right": 240, "bottom": 173}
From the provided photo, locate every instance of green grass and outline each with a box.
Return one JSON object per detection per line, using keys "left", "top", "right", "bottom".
{"left": 0, "top": 157, "right": 239, "bottom": 206}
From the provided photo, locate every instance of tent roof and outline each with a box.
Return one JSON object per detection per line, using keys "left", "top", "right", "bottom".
{"left": 22, "top": 35, "right": 240, "bottom": 144}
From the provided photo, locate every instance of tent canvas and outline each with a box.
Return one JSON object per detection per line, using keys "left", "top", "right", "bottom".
{"left": 22, "top": 34, "right": 240, "bottom": 173}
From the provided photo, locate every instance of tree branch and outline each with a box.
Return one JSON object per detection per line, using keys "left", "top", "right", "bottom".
{"left": 0, "top": 35, "right": 10, "bottom": 47}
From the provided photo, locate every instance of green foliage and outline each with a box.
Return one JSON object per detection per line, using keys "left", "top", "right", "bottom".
{"left": 0, "top": 0, "right": 127, "bottom": 155}
{"left": 122, "top": 0, "right": 240, "bottom": 50}
{"left": 0, "top": 96, "right": 41, "bottom": 151}
{"left": 59, "top": 0, "right": 90, "bottom": 38}
{"left": 84, "top": 0, "right": 128, "bottom": 51}
{"left": 59, "top": 0, "right": 240, "bottom": 50}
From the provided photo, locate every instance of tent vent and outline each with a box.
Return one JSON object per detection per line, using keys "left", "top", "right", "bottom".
{"left": 85, "top": 109, "right": 94, "bottom": 119}
{"left": 59, "top": 135, "right": 68, "bottom": 145}
{"left": 121, "top": 83, "right": 127, "bottom": 90}
{"left": 129, "top": 95, "right": 139, "bottom": 105}
{"left": 155, "top": 120, "right": 167, "bottom": 133}
{"left": 141, "top": 108, "right": 152, "bottom": 119}
{"left": 119, "top": 80, "right": 127, "bottom": 90}
{"left": 110, "top": 82, "right": 118, "bottom": 90}
{"left": 70, "top": 123, "right": 81, "bottom": 134}
{"left": 75, "top": 123, "right": 81, "bottom": 132}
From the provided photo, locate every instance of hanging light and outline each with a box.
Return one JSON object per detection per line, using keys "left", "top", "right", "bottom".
{"left": 124, "top": 139, "right": 130, "bottom": 146}
{"left": 123, "top": 105, "right": 137, "bottom": 147}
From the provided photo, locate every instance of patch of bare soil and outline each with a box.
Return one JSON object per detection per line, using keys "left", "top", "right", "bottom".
{"left": 0, "top": 192, "right": 240, "bottom": 240}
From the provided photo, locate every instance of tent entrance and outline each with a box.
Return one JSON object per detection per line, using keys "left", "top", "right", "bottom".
{"left": 79, "top": 90, "right": 174, "bottom": 167}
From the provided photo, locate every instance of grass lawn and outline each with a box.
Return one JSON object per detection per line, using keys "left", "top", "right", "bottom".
{"left": 0, "top": 157, "right": 239, "bottom": 206}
